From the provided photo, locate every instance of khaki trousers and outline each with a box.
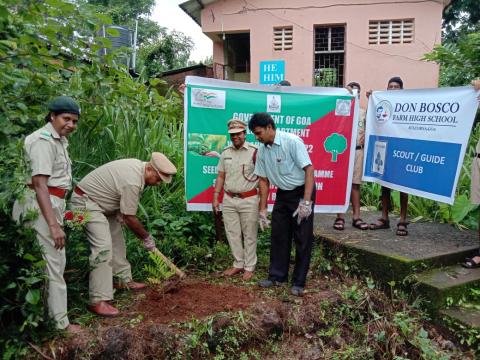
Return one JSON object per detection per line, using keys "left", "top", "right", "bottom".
{"left": 70, "top": 193, "right": 132, "bottom": 304}
{"left": 12, "top": 190, "right": 70, "bottom": 329}
{"left": 222, "top": 194, "right": 259, "bottom": 271}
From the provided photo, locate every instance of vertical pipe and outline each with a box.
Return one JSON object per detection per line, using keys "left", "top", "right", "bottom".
{"left": 103, "top": 25, "right": 107, "bottom": 56}
{"left": 132, "top": 19, "right": 138, "bottom": 71}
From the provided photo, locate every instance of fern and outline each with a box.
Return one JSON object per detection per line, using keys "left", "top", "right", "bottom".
{"left": 143, "top": 251, "right": 176, "bottom": 285}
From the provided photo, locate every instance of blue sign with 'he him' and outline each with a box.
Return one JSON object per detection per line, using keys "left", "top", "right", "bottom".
{"left": 259, "top": 60, "right": 285, "bottom": 85}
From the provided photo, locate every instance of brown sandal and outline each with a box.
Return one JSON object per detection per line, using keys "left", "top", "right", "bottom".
{"left": 369, "top": 218, "right": 390, "bottom": 230}
{"left": 352, "top": 218, "right": 368, "bottom": 230}
{"left": 333, "top": 217, "right": 345, "bottom": 230}
{"left": 396, "top": 222, "right": 409, "bottom": 236}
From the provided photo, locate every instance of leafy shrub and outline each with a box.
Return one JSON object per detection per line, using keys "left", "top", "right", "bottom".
{"left": 0, "top": 0, "right": 188, "bottom": 354}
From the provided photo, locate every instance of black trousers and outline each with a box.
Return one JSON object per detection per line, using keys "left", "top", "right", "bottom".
{"left": 268, "top": 185, "right": 315, "bottom": 287}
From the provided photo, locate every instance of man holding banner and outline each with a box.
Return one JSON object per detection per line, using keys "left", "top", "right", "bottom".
{"left": 334, "top": 82, "right": 369, "bottom": 231}
{"left": 363, "top": 76, "right": 479, "bottom": 238}
{"left": 213, "top": 119, "right": 259, "bottom": 281}
{"left": 368, "top": 77, "right": 410, "bottom": 236}
{"left": 462, "top": 79, "right": 480, "bottom": 269}
{"left": 249, "top": 113, "right": 315, "bottom": 297}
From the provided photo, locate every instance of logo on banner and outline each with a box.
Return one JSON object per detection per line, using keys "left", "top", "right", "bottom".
{"left": 335, "top": 99, "right": 351, "bottom": 116}
{"left": 267, "top": 94, "right": 281, "bottom": 113}
{"left": 375, "top": 100, "right": 393, "bottom": 124}
{"left": 191, "top": 88, "right": 226, "bottom": 109}
{"left": 372, "top": 141, "right": 387, "bottom": 175}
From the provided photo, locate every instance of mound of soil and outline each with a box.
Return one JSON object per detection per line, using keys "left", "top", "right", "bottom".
{"left": 131, "top": 280, "right": 256, "bottom": 324}
{"left": 40, "top": 275, "right": 471, "bottom": 360}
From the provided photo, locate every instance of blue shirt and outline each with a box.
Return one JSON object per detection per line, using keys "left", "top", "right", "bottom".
{"left": 255, "top": 130, "right": 312, "bottom": 190}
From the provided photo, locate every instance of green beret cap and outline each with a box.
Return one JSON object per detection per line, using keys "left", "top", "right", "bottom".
{"left": 47, "top": 96, "right": 80, "bottom": 115}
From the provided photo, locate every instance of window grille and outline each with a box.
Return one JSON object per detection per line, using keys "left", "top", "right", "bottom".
{"left": 273, "top": 26, "right": 293, "bottom": 51}
{"left": 369, "top": 19, "right": 414, "bottom": 45}
{"left": 314, "top": 26, "right": 345, "bottom": 87}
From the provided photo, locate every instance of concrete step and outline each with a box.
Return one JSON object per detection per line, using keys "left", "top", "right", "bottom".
{"left": 314, "top": 211, "right": 480, "bottom": 339}
{"left": 314, "top": 211, "right": 478, "bottom": 281}
{"left": 415, "top": 265, "right": 480, "bottom": 310}
{"left": 439, "top": 307, "right": 480, "bottom": 329}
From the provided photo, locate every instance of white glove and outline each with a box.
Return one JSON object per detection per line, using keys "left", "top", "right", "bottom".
{"left": 292, "top": 199, "right": 312, "bottom": 224}
{"left": 258, "top": 209, "right": 270, "bottom": 231}
{"left": 142, "top": 234, "right": 157, "bottom": 252}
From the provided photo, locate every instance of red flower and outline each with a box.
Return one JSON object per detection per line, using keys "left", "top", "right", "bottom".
{"left": 77, "top": 215, "right": 84, "bottom": 222}
{"left": 64, "top": 211, "right": 74, "bottom": 221}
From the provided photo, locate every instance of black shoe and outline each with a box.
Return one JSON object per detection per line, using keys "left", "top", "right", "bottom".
{"left": 290, "top": 286, "right": 304, "bottom": 296}
{"left": 258, "top": 279, "right": 283, "bottom": 288}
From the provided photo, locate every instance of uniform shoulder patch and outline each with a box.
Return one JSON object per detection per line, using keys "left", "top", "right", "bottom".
{"left": 221, "top": 145, "right": 233, "bottom": 153}
{"left": 39, "top": 131, "right": 52, "bottom": 140}
{"left": 248, "top": 143, "right": 258, "bottom": 150}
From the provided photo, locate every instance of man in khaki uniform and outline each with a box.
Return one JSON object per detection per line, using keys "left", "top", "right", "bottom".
{"left": 213, "top": 119, "right": 259, "bottom": 281}
{"left": 333, "top": 82, "right": 369, "bottom": 231}
{"left": 13, "top": 96, "right": 81, "bottom": 333}
{"left": 462, "top": 79, "right": 480, "bottom": 268}
{"left": 70, "top": 153, "right": 176, "bottom": 316}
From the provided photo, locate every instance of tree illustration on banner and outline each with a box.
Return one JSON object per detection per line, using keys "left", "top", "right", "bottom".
{"left": 324, "top": 133, "right": 347, "bottom": 162}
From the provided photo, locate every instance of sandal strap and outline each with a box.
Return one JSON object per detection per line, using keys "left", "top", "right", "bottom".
{"left": 334, "top": 218, "right": 345, "bottom": 224}
{"left": 375, "top": 218, "right": 389, "bottom": 225}
{"left": 352, "top": 218, "right": 365, "bottom": 225}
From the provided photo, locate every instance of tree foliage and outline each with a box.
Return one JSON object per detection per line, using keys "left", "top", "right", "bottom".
{"left": 85, "top": 0, "right": 195, "bottom": 74}
{"left": 424, "top": 29, "right": 480, "bottom": 86}
{"left": 0, "top": 0, "right": 186, "bottom": 354}
{"left": 85, "top": 0, "right": 156, "bottom": 24}
{"left": 138, "top": 29, "right": 194, "bottom": 77}
{"left": 442, "top": 0, "right": 480, "bottom": 40}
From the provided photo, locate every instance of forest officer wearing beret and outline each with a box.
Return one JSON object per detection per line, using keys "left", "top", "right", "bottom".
{"left": 13, "top": 96, "right": 81, "bottom": 333}
{"left": 70, "top": 153, "right": 176, "bottom": 316}
{"left": 213, "top": 119, "right": 259, "bottom": 281}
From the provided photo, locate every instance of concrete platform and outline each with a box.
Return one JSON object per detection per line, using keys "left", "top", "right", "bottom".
{"left": 314, "top": 211, "right": 478, "bottom": 281}
{"left": 415, "top": 265, "right": 480, "bottom": 309}
{"left": 440, "top": 308, "right": 480, "bottom": 329}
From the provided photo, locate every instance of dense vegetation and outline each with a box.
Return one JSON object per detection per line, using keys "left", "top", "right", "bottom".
{"left": 0, "top": 0, "right": 478, "bottom": 358}
{"left": 0, "top": 0, "right": 211, "bottom": 356}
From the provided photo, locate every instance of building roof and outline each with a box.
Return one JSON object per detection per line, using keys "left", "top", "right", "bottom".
{"left": 159, "top": 63, "right": 211, "bottom": 76}
{"left": 179, "top": 0, "right": 217, "bottom": 25}
{"left": 180, "top": 0, "right": 452, "bottom": 26}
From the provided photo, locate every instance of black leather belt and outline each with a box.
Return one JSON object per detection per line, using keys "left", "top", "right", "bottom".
{"left": 476, "top": 153, "right": 480, "bottom": 158}
{"left": 356, "top": 145, "right": 364, "bottom": 150}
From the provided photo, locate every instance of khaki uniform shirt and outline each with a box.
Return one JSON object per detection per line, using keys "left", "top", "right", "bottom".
{"left": 77, "top": 159, "right": 145, "bottom": 215}
{"left": 25, "top": 122, "right": 72, "bottom": 189}
{"left": 217, "top": 142, "right": 258, "bottom": 193}
{"left": 356, "top": 108, "right": 366, "bottom": 147}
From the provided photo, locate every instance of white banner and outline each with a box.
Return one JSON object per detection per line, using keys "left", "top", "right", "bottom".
{"left": 363, "top": 86, "right": 479, "bottom": 204}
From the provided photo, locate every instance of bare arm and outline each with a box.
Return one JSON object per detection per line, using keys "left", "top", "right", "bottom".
{"left": 32, "top": 175, "right": 65, "bottom": 249}
{"left": 213, "top": 171, "right": 225, "bottom": 213}
{"left": 258, "top": 176, "right": 269, "bottom": 211}
{"left": 303, "top": 165, "right": 314, "bottom": 202}
{"left": 472, "top": 79, "right": 480, "bottom": 91}
{"left": 122, "top": 214, "right": 149, "bottom": 240}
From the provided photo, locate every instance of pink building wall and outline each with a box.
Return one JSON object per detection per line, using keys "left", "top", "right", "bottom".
{"left": 198, "top": 0, "right": 445, "bottom": 107}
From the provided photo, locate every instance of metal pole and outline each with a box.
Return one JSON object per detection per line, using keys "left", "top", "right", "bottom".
{"left": 132, "top": 19, "right": 138, "bottom": 71}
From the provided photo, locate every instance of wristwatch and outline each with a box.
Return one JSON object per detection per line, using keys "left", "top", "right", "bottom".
{"left": 304, "top": 200, "right": 311, "bottom": 206}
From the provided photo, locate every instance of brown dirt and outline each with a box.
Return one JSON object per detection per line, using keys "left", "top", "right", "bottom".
{"left": 40, "top": 276, "right": 472, "bottom": 359}
{"left": 129, "top": 279, "right": 257, "bottom": 324}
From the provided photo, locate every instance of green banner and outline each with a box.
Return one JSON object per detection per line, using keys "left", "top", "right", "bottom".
{"left": 185, "top": 77, "right": 358, "bottom": 212}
